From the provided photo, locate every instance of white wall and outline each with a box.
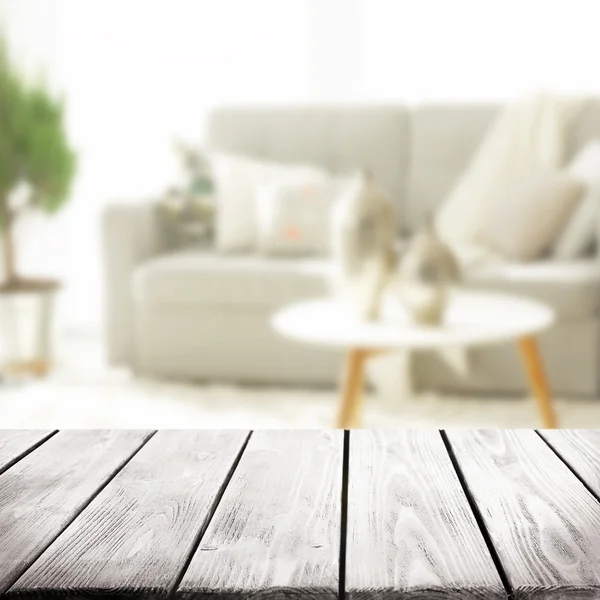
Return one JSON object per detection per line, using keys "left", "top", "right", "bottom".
{"left": 357, "top": 0, "right": 600, "bottom": 102}
{"left": 2, "top": 0, "right": 600, "bottom": 330}
{"left": 0, "top": 0, "right": 315, "bottom": 329}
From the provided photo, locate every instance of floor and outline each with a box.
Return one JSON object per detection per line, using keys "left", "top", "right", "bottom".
{"left": 1, "top": 334, "right": 600, "bottom": 428}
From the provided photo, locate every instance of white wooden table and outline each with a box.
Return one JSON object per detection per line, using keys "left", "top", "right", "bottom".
{"left": 3, "top": 429, "right": 600, "bottom": 599}
{"left": 272, "top": 291, "right": 557, "bottom": 428}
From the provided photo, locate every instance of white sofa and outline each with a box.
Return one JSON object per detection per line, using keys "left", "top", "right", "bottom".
{"left": 101, "top": 104, "right": 600, "bottom": 397}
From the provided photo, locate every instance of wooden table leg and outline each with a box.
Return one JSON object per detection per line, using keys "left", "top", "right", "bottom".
{"left": 517, "top": 336, "right": 558, "bottom": 428}
{"left": 4, "top": 358, "right": 51, "bottom": 378}
{"left": 337, "top": 348, "right": 369, "bottom": 429}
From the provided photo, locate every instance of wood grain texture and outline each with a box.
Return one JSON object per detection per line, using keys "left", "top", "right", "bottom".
{"left": 9, "top": 430, "right": 249, "bottom": 599}
{"left": 346, "top": 430, "right": 506, "bottom": 600}
{"left": 0, "top": 430, "right": 54, "bottom": 474}
{"left": 538, "top": 430, "right": 600, "bottom": 498}
{"left": 446, "top": 430, "right": 600, "bottom": 600}
{"left": 177, "top": 430, "right": 343, "bottom": 600}
{"left": 0, "top": 429, "right": 152, "bottom": 594}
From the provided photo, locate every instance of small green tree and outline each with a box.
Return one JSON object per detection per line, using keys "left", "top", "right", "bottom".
{"left": 0, "top": 31, "right": 77, "bottom": 290}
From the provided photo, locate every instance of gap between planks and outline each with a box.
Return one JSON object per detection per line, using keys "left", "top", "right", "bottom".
{"left": 343, "top": 430, "right": 512, "bottom": 600}
{"left": 1, "top": 430, "right": 157, "bottom": 593}
{"left": 1, "top": 429, "right": 518, "bottom": 600}
{"left": 167, "top": 429, "right": 348, "bottom": 600}
{"left": 339, "top": 430, "right": 350, "bottom": 600}
{"left": 0, "top": 430, "right": 58, "bottom": 478}
{"left": 440, "top": 430, "right": 514, "bottom": 599}
{"left": 167, "top": 431, "right": 254, "bottom": 597}
{"left": 535, "top": 430, "right": 600, "bottom": 507}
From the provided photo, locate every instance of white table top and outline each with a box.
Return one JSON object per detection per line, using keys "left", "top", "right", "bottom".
{"left": 271, "top": 291, "right": 555, "bottom": 350}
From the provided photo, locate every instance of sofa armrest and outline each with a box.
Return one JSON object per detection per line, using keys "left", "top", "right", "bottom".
{"left": 101, "top": 199, "right": 164, "bottom": 367}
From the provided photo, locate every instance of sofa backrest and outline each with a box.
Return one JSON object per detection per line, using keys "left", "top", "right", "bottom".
{"left": 405, "top": 104, "right": 498, "bottom": 230}
{"left": 205, "top": 105, "right": 410, "bottom": 225}
{"left": 406, "top": 100, "right": 600, "bottom": 230}
{"left": 205, "top": 101, "right": 600, "bottom": 234}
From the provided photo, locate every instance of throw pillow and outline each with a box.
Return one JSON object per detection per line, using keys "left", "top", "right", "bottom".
{"left": 552, "top": 184, "right": 600, "bottom": 259}
{"left": 435, "top": 93, "right": 579, "bottom": 249}
{"left": 255, "top": 177, "right": 350, "bottom": 256}
{"left": 474, "top": 169, "right": 585, "bottom": 261}
{"left": 565, "top": 99, "right": 600, "bottom": 161}
{"left": 552, "top": 140, "right": 600, "bottom": 258}
{"left": 565, "top": 139, "right": 600, "bottom": 184}
{"left": 207, "top": 152, "right": 328, "bottom": 253}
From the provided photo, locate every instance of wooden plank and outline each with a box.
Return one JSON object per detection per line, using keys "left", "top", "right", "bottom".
{"left": 177, "top": 430, "right": 343, "bottom": 600}
{"left": 0, "top": 430, "right": 55, "bottom": 474}
{"left": 0, "top": 429, "right": 152, "bottom": 594}
{"left": 538, "top": 429, "right": 600, "bottom": 498}
{"left": 11, "top": 430, "right": 249, "bottom": 597}
{"left": 446, "top": 429, "right": 600, "bottom": 600}
{"left": 346, "top": 430, "right": 506, "bottom": 600}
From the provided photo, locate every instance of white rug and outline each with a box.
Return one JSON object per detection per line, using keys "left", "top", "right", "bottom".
{"left": 1, "top": 334, "right": 599, "bottom": 428}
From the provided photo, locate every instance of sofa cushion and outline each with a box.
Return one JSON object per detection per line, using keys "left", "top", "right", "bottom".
{"left": 474, "top": 169, "right": 585, "bottom": 261}
{"left": 208, "top": 152, "right": 329, "bottom": 253}
{"left": 133, "top": 252, "right": 600, "bottom": 319}
{"left": 565, "top": 98, "right": 600, "bottom": 161}
{"left": 465, "top": 260, "right": 600, "bottom": 319}
{"left": 255, "top": 176, "right": 349, "bottom": 257}
{"left": 552, "top": 141, "right": 600, "bottom": 259}
{"left": 133, "top": 251, "right": 332, "bottom": 308}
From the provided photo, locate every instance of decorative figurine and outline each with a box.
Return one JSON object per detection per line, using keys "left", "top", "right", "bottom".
{"left": 330, "top": 170, "right": 398, "bottom": 321}
{"left": 398, "top": 215, "right": 461, "bottom": 325}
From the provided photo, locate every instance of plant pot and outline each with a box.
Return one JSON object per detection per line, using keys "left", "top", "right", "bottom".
{"left": 0, "top": 277, "right": 60, "bottom": 380}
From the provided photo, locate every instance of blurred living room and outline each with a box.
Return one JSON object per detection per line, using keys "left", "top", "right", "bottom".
{"left": 1, "top": 0, "right": 600, "bottom": 429}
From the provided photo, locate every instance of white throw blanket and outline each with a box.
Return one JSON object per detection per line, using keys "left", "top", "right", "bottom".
{"left": 436, "top": 91, "right": 589, "bottom": 270}
{"left": 369, "top": 93, "right": 589, "bottom": 399}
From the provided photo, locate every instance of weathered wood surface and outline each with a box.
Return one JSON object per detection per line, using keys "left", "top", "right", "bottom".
{"left": 1, "top": 429, "right": 599, "bottom": 600}
{"left": 0, "top": 430, "right": 152, "bottom": 593}
{"left": 11, "top": 430, "right": 249, "bottom": 598}
{"left": 346, "top": 430, "right": 506, "bottom": 600}
{"left": 446, "top": 430, "right": 600, "bottom": 600}
{"left": 538, "top": 429, "right": 600, "bottom": 499}
{"left": 0, "top": 430, "right": 54, "bottom": 474}
{"left": 177, "top": 430, "right": 343, "bottom": 600}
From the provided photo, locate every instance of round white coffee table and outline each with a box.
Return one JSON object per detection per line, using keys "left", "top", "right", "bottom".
{"left": 272, "top": 291, "right": 557, "bottom": 429}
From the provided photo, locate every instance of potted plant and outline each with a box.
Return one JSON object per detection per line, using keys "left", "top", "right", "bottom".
{"left": 0, "top": 32, "right": 77, "bottom": 377}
